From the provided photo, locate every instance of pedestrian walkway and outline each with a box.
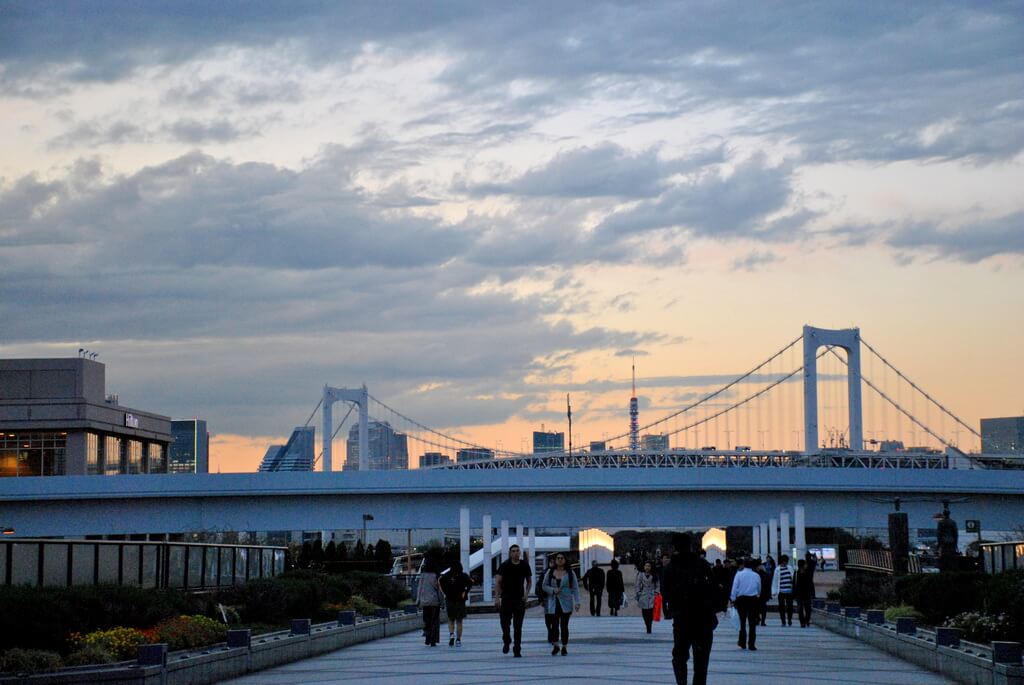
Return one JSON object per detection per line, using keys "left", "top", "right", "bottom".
{"left": 221, "top": 612, "right": 954, "bottom": 684}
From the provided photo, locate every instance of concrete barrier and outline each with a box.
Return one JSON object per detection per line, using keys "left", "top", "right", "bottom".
{"left": 0, "top": 611, "right": 422, "bottom": 685}
{"left": 813, "top": 607, "right": 1024, "bottom": 685}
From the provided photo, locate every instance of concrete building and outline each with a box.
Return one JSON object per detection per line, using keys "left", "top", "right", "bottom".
{"left": 170, "top": 419, "right": 209, "bottom": 473}
{"left": 0, "top": 357, "right": 170, "bottom": 476}
{"left": 456, "top": 447, "right": 494, "bottom": 463}
{"left": 259, "top": 427, "right": 316, "bottom": 471}
{"left": 641, "top": 433, "right": 669, "bottom": 451}
{"left": 344, "top": 420, "right": 408, "bottom": 470}
{"left": 533, "top": 430, "right": 564, "bottom": 454}
{"left": 589, "top": 440, "right": 606, "bottom": 452}
{"left": 420, "top": 451, "right": 451, "bottom": 468}
{"left": 981, "top": 416, "right": 1024, "bottom": 454}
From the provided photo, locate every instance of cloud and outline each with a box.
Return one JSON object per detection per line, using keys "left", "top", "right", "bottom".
{"left": 887, "top": 212, "right": 1024, "bottom": 263}
{"left": 732, "top": 250, "right": 781, "bottom": 272}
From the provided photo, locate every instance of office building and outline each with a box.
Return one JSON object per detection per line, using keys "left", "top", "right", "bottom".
{"left": 981, "top": 416, "right": 1024, "bottom": 454}
{"left": 259, "top": 427, "right": 316, "bottom": 471}
{"left": 641, "top": 434, "right": 669, "bottom": 451}
{"left": 456, "top": 447, "right": 494, "bottom": 463}
{"left": 589, "top": 440, "right": 607, "bottom": 452}
{"left": 0, "top": 357, "right": 170, "bottom": 477}
{"left": 170, "top": 419, "right": 209, "bottom": 473}
{"left": 533, "top": 430, "right": 564, "bottom": 454}
{"left": 344, "top": 420, "right": 409, "bottom": 470}
{"left": 420, "top": 451, "right": 451, "bottom": 468}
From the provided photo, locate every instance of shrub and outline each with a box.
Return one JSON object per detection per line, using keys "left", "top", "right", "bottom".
{"left": 0, "top": 648, "right": 63, "bottom": 674}
{"left": 837, "top": 574, "right": 896, "bottom": 609}
{"left": 69, "top": 627, "right": 147, "bottom": 661}
{"left": 984, "top": 569, "right": 1024, "bottom": 640}
{"left": 347, "top": 595, "right": 378, "bottom": 615}
{"left": 217, "top": 579, "right": 290, "bottom": 624}
{"left": 884, "top": 604, "right": 924, "bottom": 622}
{"left": 146, "top": 615, "right": 228, "bottom": 651}
{"left": 944, "top": 611, "right": 1016, "bottom": 643}
{"left": 895, "top": 572, "right": 986, "bottom": 625}
{"left": 64, "top": 645, "right": 115, "bottom": 667}
{"left": 342, "top": 571, "right": 409, "bottom": 609}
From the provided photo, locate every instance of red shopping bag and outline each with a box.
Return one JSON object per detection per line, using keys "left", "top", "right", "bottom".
{"left": 653, "top": 593, "right": 663, "bottom": 622}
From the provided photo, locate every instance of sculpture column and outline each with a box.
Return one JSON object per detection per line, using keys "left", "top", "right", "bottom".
{"left": 780, "top": 511, "right": 791, "bottom": 558}
{"left": 769, "top": 517, "right": 779, "bottom": 560}
{"left": 752, "top": 525, "right": 761, "bottom": 557}
{"left": 459, "top": 507, "right": 470, "bottom": 577}
{"left": 501, "top": 520, "right": 510, "bottom": 563}
{"left": 483, "top": 514, "right": 493, "bottom": 603}
{"left": 759, "top": 523, "right": 769, "bottom": 559}
{"left": 794, "top": 504, "right": 807, "bottom": 560}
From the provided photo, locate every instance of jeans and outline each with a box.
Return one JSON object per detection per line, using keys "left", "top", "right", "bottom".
{"left": 499, "top": 599, "right": 526, "bottom": 652}
{"left": 589, "top": 588, "right": 603, "bottom": 616}
{"left": 548, "top": 604, "right": 572, "bottom": 644}
{"left": 777, "top": 593, "right": 794, "bottom": 625}
{"left": 422, "top": 605, "right": 441, "bottom": 645}
{"left": 734, "top": 596, "right": 759, "bottom": 648}
{"left": 672, "top": 620, "right": 714, "bottom": 685}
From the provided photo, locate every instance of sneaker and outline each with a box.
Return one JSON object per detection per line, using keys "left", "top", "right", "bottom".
{"left": 560, "top": 646, "right": 568, "bottom": 656}
{"left": 513, "top": 649, "right": 522, "bottom": 658}
{"left": 456, "top": 639, "right": 462, "bottom": 647}
{"left": 449, "top": 635, "right": 455, "bottom": 647}
{"left": 551, "top": 644, "right": 560, "bottom": 656}
{"left": 502, "top": 642, "right": 510, "bottom": 654}
{"left": 749, "top": 646, "right": 757, "bottom": 651}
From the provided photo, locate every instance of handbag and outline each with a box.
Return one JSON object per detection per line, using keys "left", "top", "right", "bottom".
{"left": 653, "top": 593, "right": 663, "bottom": 622}
{"left": 727, "top": 606, "right": 739, "bottom": 629}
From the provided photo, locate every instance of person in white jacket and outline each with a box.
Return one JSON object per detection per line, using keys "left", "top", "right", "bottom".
{"left": 771, "top": 554, "right": 796, "bottom": 626}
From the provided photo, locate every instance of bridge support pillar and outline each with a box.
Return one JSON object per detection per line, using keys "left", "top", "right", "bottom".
{"left": 459, "top": 507, "right": 470, "bottom": 589}
{"left": 501, "top": 520, "right": 509, "bottom": 563}
{"left": 794, "top": 504, "right": 807, "bottom": 560}
{"left": 780, "top": 511, "right": 791, "bottom": 558}
{"left": 759, "top": 523, "right": 769, "bottom": 560}
{"left": 483, "top": 514, "right": 493, "bottom": 603}
{"left": 769, "top": 517, "right": 779, "bottom": 560}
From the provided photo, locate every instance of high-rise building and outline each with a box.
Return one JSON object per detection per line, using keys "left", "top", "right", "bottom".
{"left": 589, "top": 440, "right": 607, "bottom": 452}
{"left": 259, "top": 427, "right": 315, "bottom": 471}
{"left": 533, "top": 430, "right": 564, "bottom": 454}
{"left": 170, "top": 419, "right": 209, "bottom": 473}
{"left": 344, "top": 420, "right": 408, "bottom": 470}
{"left": 641, "top": 434, "right": 669, "bottom": 451}
{"left": 456, "top": 447, "right": 494, "bottom": 463}
{"left": 420, "top": 451, "right": 451, "bottom": 467}
{"left": 981, "top": 416, "right": 1024, "bottom": 454}
{"left": 0, "top": 357, "right": 170, "bottom": 477}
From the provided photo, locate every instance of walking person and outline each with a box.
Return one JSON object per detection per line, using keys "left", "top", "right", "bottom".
{"left": 439, "top": 560, "right": 473, "bottom": 647}
{"left": 662, "top": 533, "right": 719, "bottom": 685}
{"left": 772, "top": 554, "right": 796, "bottom": 626}
{"left": 730, "top": 558, "right": 762, "bottom": 650}
{"left": 755, "top": 559, "right": 771, "bottom": 627}
{"left": 494, "top": 544, "right": 531, "bottom": 657}
{"left": 795, "top": 558, "right": 814, "bottom": 627}
{"left": 606, "top": 559, "right": 625, "bottom": 616}
{"left": 581, "top": 560, "right": 606, "bottom": 616}
{"left": 636, "top": 560, "right": 660, "bottom": 634}
{"left": 417, "top": 553, "right": 442, "bottom": 647}
{"left": 543, "top": 553, "right": 580, "bottom": 655}
{"left": 658, "top": 552, "right": 674, "bottom": 620}
{"left": 538, "top": 555, "right": 557, "bottom": 646}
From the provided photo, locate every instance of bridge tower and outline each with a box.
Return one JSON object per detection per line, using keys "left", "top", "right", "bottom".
{"left": 803, "top": 326, "right": 864, "bottom": 452}
{"left": 322, "top": 385, "right": 369, "bottom": 472}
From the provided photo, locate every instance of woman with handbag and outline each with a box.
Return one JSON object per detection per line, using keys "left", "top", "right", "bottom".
{"left": 636, "top": 560, "right": 660, "bottom": 633}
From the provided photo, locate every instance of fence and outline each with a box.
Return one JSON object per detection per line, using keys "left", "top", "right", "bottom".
{"left": 979, "top": 541, "right": 1024, "bottom": 574}
{"left": 0, "top": 538, "right": 287, "bottom": 589}
{"left": 844, "top": 549, "right": 922, "bottom": 574}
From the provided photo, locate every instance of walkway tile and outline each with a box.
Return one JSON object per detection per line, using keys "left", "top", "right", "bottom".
{"left": 222, "top": 614, "right": 954, "bottom": 684}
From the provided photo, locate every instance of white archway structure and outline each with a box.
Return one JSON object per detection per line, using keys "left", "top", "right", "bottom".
{"left": 803, "top": 325, "right": 863, "bottom": 452}
{"left": 322, "top": 385, "right": 368, "bottom": 472}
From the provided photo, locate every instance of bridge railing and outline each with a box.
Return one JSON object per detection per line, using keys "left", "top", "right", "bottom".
{"left": 0, "top": 538, "right": 287, "bottom": 589}
{"left": 979, "top": 541, "right": 1024, "bottom": 574}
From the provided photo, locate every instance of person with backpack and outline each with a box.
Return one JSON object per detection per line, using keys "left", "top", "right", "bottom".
{"left": 542, "top": 553, "right": 580, "bottom": 655}
{"left": 439, "top": 560, "right": 473, "bottom": 647}
{"left": 606, "top": 558, "right": 625, "bottom": 615}
{"left": 538, "top": 555, "right": 557, "bottom": 645}
{"left": 662, "top": 533, "right": 719, "bottom": 685}
{"left": 581, "top": 560, "right": 606, "bottom": 616}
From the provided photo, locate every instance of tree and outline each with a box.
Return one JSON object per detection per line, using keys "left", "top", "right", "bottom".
{"left": 375, "top": 539, "right": 393, "bottom": 573}
{"left": 297, "top": 541, "right": 313, "bottom": 569}
{"left": 353, "top": 539, "right": 365, "bottom": 561}
{"left": 325, "top": 540, "right": 338, "bottom": 563}
{"left": 366, "top": 543, "right": 375, "bottom": 562}
{"left": 312, "top": 539, "right": 325, "bottom": 569}
{"left": 338, "top": 542, "right": 349, "bottom": 562}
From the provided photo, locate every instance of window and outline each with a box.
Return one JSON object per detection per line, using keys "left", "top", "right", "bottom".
{"left": 147, "top": 443, "right": 166, "bottom": 473}
{"left": 104, "top": 436, "right": 122, "bottom": 475}
{"left": 127, "top": 440, "right": 142, "bottom": 474}
{"left": 0, "top": 432, "right": 68, "bottom": 477}
{"left": 86, "top": 433, "right": 100, "bottom": 475}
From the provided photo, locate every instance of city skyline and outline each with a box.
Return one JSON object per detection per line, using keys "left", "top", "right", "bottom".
{"left": 1, "top": 2, "right": 1021, "bottom": 471}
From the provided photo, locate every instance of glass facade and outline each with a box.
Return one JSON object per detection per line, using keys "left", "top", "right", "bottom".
{"left": 147, "top": 443, "right": 165, "bottom": 473}
{"left": 86, "top": 432, "right": 100, "bottom": 474}
{"left": 0, "top": 431, "right": 67, "bottom": 477}
{"left": 103, "top": 436, "right": 122, "bottom": 475}
{"left": 170, "top": 419, "right": 209, "bottom": 473}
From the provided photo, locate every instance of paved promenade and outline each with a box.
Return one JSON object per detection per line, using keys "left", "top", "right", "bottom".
{"left": 222, "top": 611, "right": 954, "bottom": 684}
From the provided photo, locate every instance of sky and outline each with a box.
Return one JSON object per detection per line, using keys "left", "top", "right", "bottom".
{"left": 1, "top": 1, "right": 1022, "bottom": 471}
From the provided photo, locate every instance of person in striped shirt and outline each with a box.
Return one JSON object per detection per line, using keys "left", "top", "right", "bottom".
{"left": 771, "top": 554, "right": 796, "bottom": 626}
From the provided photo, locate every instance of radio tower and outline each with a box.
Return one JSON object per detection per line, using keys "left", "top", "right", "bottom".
{"left": 629, "top": 358, "right": 640, "bottom": 452}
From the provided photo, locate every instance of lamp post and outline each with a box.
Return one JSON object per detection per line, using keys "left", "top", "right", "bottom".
{"left": 361, "top": 514, "right": 374, "bottom": 546}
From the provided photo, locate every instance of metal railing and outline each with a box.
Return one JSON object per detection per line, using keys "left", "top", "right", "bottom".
{"left": 0, "top": 538, "right": 287, "bottom": 589}
{"left": 979, "top": 541, "right": 1024, "bottom": 574}
{"left": 844, "top": 549, "right": 922, "bottom": 574}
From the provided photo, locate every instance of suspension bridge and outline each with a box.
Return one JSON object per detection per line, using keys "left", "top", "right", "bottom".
{"left": 303, "top": 326, "right": 1004, "bottom": 472}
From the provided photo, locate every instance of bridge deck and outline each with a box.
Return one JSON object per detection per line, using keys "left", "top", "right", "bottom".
{"left": 221, "top": 612, "right": 953, "bottom": 684}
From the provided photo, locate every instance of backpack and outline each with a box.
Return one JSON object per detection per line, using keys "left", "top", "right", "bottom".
{"left": 535, "top": 569, "right": 550, "bottom": 602}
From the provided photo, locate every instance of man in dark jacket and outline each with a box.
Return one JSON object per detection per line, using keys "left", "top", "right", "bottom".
{"left": 606, "top": 559, "right": 625, "bottom": 615}
{"left": 662, "top": 533, "right": 719, "bottom": 685}
{"left": 581, "top": 560, "right": 606, "bottom": 616}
